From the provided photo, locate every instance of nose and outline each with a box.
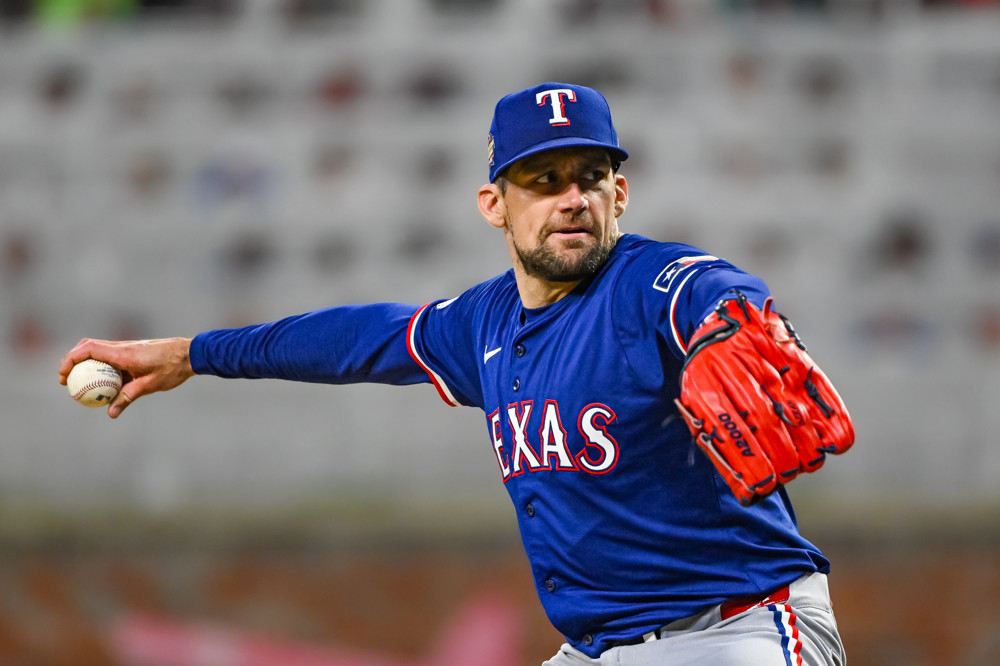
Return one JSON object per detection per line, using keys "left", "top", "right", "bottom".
{"left": 558, "top": 181, "right": 589, "bottom": 214}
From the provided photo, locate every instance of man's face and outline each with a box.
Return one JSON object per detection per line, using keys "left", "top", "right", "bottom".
{"left": 498, "top": 147, "right": 627, "bottom": 283}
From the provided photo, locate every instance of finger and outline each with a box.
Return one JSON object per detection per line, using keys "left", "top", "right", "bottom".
{"left": 59, "top": 338, "right": 119, "bottom": 383}
{"left": 806, "top": 402, "right": 854, "bottom": 456}
{"left": 59, "top": 339, "right": 97, "bottom": 383}
{"left": 728, "top": 352, "right": 803, "bottom": 483}
{"left": 109, "top": 388, "right": 134, "bottom": 419}
{"left": 699, "top": 345, "right": 801, "bottom": 484}
{"left": 682, "top": 368, "right": 778, "bottom": 495}
{"left": 783, "top": 410, "right": 828, "bottom": 473}
{"left": 798, "top": 367, "right": 855, "bottom": 454}
{"left": 765, "top": 324, "right": 855, "bottom": 457}
{"left": 107, "top": 370, "right": 158, "bottom": 419}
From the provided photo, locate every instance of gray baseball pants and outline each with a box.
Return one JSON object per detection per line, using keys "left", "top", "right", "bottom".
{"left": 543, "top": 572, "right": 845, "bottom": 666}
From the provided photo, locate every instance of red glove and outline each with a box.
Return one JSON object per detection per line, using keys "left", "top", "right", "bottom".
{"left": 675, "top": 291, "right": 854, "bottom": 506}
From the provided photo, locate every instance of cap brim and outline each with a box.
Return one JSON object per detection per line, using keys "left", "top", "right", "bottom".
{"left": 492, "top": 137, "right": 629, "bottom": 181}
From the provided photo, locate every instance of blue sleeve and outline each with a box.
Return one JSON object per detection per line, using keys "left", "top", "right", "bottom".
{"left": 670, "top": 263, "right": 770, "bottom": 352}
{"left": 405, "top": 295, "right": 485, "bottom": 410}
{"left": 189, "top": 303, "right": 429, "bottom": 386}
{"left": 620, "top": 243, "right": 771, "bottom": 361}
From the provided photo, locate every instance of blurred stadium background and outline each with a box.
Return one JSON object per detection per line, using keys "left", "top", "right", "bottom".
{"left": 2, "top": 0, "right": 1000, "bottom": 664}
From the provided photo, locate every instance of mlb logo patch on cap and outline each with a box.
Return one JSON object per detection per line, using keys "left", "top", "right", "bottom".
{"left": 487, "top": 82, "right": 629, "bottom": 182}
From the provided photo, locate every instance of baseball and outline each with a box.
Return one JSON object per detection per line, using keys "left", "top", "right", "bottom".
{"left": 67, "top": 359, "right": 123, "bottom": 407}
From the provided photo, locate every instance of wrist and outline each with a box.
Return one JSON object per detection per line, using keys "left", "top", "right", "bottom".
{"left": 173, "top": 337, "right": 195, "bottom": 379}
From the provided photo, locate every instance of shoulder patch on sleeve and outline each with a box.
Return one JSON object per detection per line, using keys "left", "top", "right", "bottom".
{"left": 652, "top": 255, "right": 718, "bottom": 293}
{"left": 650, "top": 255, "right": 718, "bottom": 356}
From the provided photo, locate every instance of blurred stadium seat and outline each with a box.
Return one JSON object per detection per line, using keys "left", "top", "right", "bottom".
{"left": 1, "top": 1, "right": 999, "bottom": 663}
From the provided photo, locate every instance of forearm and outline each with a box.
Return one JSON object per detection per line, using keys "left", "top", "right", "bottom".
{"left": 190, "top": 303, "right": 427, "bottom": 386}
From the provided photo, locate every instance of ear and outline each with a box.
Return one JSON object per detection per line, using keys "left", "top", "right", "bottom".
{"left": 613, "top": 173, "right": 629, "bottom": 218}
{"left": 478, "top": 183, "right": 507, "bottom": 229}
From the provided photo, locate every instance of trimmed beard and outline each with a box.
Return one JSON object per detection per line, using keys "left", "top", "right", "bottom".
{"left": 513, "top": 230, "right": 618, "bottom": 283}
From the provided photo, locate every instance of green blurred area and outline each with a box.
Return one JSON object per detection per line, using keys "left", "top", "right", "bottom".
{"left": 35, "top": 0, "right": 136, "bottom": 26}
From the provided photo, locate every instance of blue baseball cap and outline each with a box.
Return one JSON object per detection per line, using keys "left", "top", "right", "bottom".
{"left": 487, "top": 82, "right": 629, "bottom": 182}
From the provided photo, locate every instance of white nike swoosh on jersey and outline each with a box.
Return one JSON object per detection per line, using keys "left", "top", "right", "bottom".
{"left": 483, "top": 346, "right": 502, "bottom": 364}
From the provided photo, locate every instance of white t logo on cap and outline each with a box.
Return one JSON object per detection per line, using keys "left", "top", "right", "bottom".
{"left": 536, "top": 88, "right": 577, "bottom": 127}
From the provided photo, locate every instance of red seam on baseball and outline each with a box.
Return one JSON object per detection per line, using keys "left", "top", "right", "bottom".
{"left": 72, "top": 380, "right": 120, "bottom": 401}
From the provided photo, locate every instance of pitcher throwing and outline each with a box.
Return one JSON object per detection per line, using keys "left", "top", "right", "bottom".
{"left": 60, "top": 83, "right": 854, "bottom": 665}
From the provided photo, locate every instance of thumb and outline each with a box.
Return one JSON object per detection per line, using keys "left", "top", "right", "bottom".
{"left": 108, "top": 377, "right": 150, "bottom": 419}
{"left": 108, "top": 386, "right": 135, "bottom": 419}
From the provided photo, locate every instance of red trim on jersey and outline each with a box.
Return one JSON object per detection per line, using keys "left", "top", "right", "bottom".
{"left": 507, "top": 400, "right": 541, "bottom": 477}
{"left": 575, "top": 403, "right": 620, "bottom": 474}
{"left": 537, "top": 399, "right": 580, "bottom": 472}
{"left": 406, "top": 303, "right": 460, "bottom": 407}
{"left": 488, "top": 407, "right": 512, "bottom": 481}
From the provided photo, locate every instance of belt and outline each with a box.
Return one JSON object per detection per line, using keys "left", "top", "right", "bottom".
{"left": 607, "top": 584, "right": 791, "bottom": 648}
{"left": 720, "top": 584, "right": 790, "bottom": 620}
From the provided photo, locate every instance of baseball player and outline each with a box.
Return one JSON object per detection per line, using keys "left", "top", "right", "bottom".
{"left": 59, "top": 83, "right": 854, "bottom": 665}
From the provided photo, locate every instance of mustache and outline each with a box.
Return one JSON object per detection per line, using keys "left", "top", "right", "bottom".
{"left": 540, "top": 214, "right": 596, "bottom": 238}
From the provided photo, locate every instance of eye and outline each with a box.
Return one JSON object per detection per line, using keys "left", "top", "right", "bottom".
{"left": 533, "top": 172, "right": 555, "bottom": 185}
{"left": 580, "top": 168, "right": 607, "bottom": 185}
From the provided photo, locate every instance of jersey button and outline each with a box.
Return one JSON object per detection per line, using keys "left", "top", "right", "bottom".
{"left": 512, "top": 377, "right": 520, "bottom": 391}
{"left": 515, "top": 343, "right": 526, "bottom": 357}
{"left": 543, "top": 578, "right": 556, "bottom": 592}
{"left": 582, "top": 634, "right": 593, "bottom": 646}
{"left": 525, "top": 503, "right": 535, "bottom": 517}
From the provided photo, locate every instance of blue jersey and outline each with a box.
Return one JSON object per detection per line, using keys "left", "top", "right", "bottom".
{"left": 190, "top": 234, "right": 828, "bottom": 658}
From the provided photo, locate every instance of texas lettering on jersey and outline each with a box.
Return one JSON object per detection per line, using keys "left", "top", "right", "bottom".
{"left": 487, "top": 400, "right": 619, "bottom": 481}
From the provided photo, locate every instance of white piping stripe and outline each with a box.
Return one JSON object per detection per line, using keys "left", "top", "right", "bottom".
{"left": 408, "top": 304, "right": 460, "bottom": 407}
{"left": 669, "top": 268, "right": 701, "bottom": 354}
